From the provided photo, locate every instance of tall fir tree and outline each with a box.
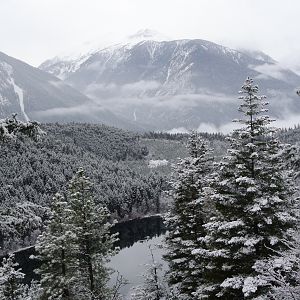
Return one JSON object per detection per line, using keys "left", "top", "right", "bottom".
{"left": 164, "top": 132, "right": 213, "bottom": 299}
{"left": 67, "top": 168, "right": 118, "bottom": 300}
{"left": 35, "top": 193, "right": 76, "bottom": 300}
{"left": 196, "top": 77, "right": 298, "bottom": 299}
{"left": 35, "top": 168, "right": 118, "bottom": 300}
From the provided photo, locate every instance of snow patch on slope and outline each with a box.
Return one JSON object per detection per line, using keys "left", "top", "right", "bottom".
{"left": 10, "top": 78, "right": 29, "bottom": 121}
{"left": 0, "top": 61, "right": 29, "bottom": 121}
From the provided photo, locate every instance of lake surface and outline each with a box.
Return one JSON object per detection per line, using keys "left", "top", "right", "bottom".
{"left": 109, "top": 235, "right": 166, "bottom": 299}
{"left": 8, "top": 215, "right": 167, "bottom": 298}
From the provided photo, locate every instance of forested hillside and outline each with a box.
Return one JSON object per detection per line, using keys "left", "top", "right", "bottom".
{"left": 43, "top": 123, "right": 148, "bottom": 160}
{"left": 0, "top": 123, "right": 162, "bottom": 253}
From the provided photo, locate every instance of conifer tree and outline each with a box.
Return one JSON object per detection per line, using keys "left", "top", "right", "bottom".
{"left": 35, "top": 193, "right": 76, "bottom": 300}
{"left": 67, "top": 168, "right": 118, "bottom": 300}
{"left": 197, "top": 78, "right": 298, "bottom": 299}
{"left": 164, "top": 132, "right": 213, "bottom": 299}
{"left": 0, "top": 254, "right": 27, "bottom": 300}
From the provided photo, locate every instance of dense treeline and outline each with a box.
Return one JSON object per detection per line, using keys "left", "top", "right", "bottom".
{"left": 279, "top": 125, "right": 300, "bottom": 144}
{"left": 43, "top": 123, "right": 149, "bottom": 161}
{"left": 142, "top": 131, "right": 226, "bottom": 142}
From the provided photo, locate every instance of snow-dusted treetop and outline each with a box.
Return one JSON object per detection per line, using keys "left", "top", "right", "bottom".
{"left": 0, "top": 114, "right": 44, "bottom": 141}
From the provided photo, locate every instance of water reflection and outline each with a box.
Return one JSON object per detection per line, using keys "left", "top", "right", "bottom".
{"left": 109, "top": 235, "right": 166, "bottom": 299}
{"left": 112, "top": 215, "right": 165, "bottom": 248}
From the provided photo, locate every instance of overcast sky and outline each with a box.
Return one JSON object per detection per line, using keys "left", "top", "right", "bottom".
{"left": 1, "top": 0, "right": 300, "bottom": 69}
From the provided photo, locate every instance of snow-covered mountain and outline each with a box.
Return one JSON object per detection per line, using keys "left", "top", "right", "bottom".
{"left": 0, "top": 51, "right": 140, "bottom": 129}
{"left": 40, "top": 29, "right": 171, "bottom": 80}
{"left": 40, "top": 31, "right": 300, "bottom": 131}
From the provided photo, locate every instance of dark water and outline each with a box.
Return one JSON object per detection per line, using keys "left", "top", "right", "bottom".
{"left": 8, "top": 215, "right": 166, "bottom": 285}
{"left": 112, "top": 215, "right": 165, "bottom": 249}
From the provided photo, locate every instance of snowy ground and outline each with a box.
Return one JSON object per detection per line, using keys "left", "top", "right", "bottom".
{"left": 148, "top": 159, "right": 168, "bottom": 168}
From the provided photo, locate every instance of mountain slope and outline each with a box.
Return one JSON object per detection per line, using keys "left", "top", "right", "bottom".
{"left": 40, "top": 36, "right": 300, "bottom": 131}
{"left": 0, "top": 51, "right": 93, "bottom": 120}
{"left": 0, "top": 51, "right": 141, "bottom": 130}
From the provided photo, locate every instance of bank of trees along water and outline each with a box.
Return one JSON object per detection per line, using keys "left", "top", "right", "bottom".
{"left": 1, "top": 77, "right": 300, "bottom": 299}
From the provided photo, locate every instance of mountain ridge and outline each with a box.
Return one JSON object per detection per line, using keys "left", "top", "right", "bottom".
{"left": 39, "top": 35, "right": 300, "bottom": 131}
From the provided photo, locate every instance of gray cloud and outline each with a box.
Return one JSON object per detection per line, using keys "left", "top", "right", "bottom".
{"left": 166, "top": 122, "right": 240, "bottom": 135}
{"left": 35, "top": 104, "right": 104, "bottom": 117}
{"left": 34, "top": 92, "right": 300, "bottom": 133}
{"left": 197, "top": 122, "right": 239, "bottom": 134}
{"left": 48, "top": 80, "right": 70, "bottom": 88}
{"left": 274, "top": 114, "right": 300, "bottom": 129}
{"left": 251, "top": 63, "right": 288, "bottom": 81}
{"left": 85, "top": 81, "right": 236, "bottom": 110}
{"left": 121, "top": 80, "right": 161, "bottom": 93}
{"left": 166, "top": 127, "right": 190, "bottom": 134}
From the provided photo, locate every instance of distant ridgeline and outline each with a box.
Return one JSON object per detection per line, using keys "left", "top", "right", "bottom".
{"left": 0, "top": 123, "right": 163, "bottom": 253}
{"left": 142, "top": 131, "right": 227, "bottom": 141}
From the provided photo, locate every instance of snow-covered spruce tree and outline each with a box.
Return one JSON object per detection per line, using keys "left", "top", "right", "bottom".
{"left": 164, "top": 132, "right": 213, "bottom": 299}
{"left": 67, "top": 168, "right": 118, "bottom": 300}
{"left": 197, "top": 77, "right": 298, "bottom": 299}
{"left": 130, "top": 245, "right": 167, "bottom": 300}
{"left": 0, "top": 254, "right": 27, "bottom": 300}
{"left": 35, "top": 193, "right": 76, "bottom": 300}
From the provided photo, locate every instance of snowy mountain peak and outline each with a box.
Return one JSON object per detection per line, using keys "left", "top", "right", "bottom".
{"left": 127, "top": 29, "right": 171, "bottom": 43}
{"left": 39, "top": 29, "right": 172, "bottom": 80}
